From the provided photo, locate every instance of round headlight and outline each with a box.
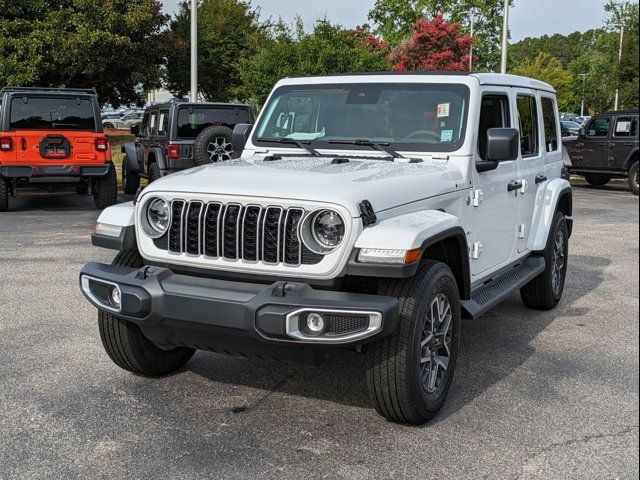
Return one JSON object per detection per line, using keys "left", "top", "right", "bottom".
{"left": 145, "top": 198, "right": 170, "bottom": 236}
{"left": 312, "top": 210, "right": 345, "bottom": 248}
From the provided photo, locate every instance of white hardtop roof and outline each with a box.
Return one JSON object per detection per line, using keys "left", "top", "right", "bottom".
{"left": 276, "top": 72, "right": 556, "bottom": 94}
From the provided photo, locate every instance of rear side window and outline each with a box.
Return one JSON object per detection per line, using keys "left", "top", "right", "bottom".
{"left": 516, "top": 95, "right": 539, "bottom": 157}
{"left": 176, "top": 107, "right": 251, "bottom": 138}
{"left": 158, "top": 109, "right": 169, "bottom": 136}
{"left": 587, "top": 117, "right": 610, "bottom": 137}
{"left": 614, "top": 116, "right": 638, "bottom": 137}
{"left": 541, "top": 97, "right": 559, "bottom": 152}
{"left": 9, "top": 96, "right": 96, "bottom": 130}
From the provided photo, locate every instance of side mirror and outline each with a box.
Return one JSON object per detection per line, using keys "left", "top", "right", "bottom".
{"left": 232, "top": 123, "right": 253, "bottom": 158}
{"left": 130, "top": 124, "right": 140, "bottom": 137}
{"left": 486, "top": 127, "right": 520, "bottom": 162}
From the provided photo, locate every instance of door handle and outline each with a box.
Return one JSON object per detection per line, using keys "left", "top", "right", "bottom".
{"left": 598, "top": 142, "right": 608, "bottom": 146}
{"left": 535, "top": 174, "right": 547, "bottom": 184}
{"left": 624, "top": 143, "right": 635, "bottom": 146}
{"left": 507, "top": 181, "right": 523, "bottom": 192}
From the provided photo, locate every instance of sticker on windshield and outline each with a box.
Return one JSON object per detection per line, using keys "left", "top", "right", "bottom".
{"left": 440, "top": 129, "right": 453, "bottom": 142}
{"left": 437, "top": 103, "right": 450, "bottom": 117}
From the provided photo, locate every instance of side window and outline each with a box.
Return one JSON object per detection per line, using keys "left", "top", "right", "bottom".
{"left": 141, "top": 113, "right": 149, "bottom": 136}
{"left": 613, "top": 116, "right": 638, "bottom": 137}
{"left": 477, "top": 94, "right": 510, "bottom": 161}
{"left": 586, "top": 117, "right": 610, "bottom": 137}
{"left": 148, "top": 111, "right": 158, "bottom": 136}
{"left": 516, "top": 95, "right": 539, "bottom": 157}
{"left": 541, "top": 97, "right": 559, "bottom": 152}
{"left": 158, "top": 109, "right": 169, "bottom": 136}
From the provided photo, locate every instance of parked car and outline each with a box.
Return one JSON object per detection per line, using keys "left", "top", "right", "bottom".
{"left": 568, "top": 109, "right": 639, "bottom": 195}
{"left": 102, "top": 111, "right": 144, "bottom": 130}
{"left": 81, "top": 73, "right": 572, "bottom": 424}
{"left": 119, "top": 101, "right": 254, "bottom": 193}
{"left": 561, "top": 120, "right": 582, "bottom": 136}
{"left": 0, "top": 86, "right": 117, "bottom": 211}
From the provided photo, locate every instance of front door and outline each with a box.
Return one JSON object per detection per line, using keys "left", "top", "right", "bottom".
{"left": 573, "top": 115, "right": 612, "bottom": 170}
{"left": 471, "top": 91, "right": 519, "bottom": 276}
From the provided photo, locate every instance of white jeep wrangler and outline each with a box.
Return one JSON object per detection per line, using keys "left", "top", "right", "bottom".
{"left": 80, "top": 73, "right": 572, "bottom": 424}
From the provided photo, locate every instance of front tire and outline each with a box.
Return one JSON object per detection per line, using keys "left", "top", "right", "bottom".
{"left": 98, "top": 249, "right": 195, "bottom": 376}
{"left": 94, "top": 162, "right": 118, "bottom": 209}
{"left": 628, "top": 162, "right": 639, "bottom": 195}
{"left": 520, "top": 212, "right": 569, "bottom": 310}
{"left": 584, "top": 174, "right": 610, "bottom": 187}
{"left": 366, "top": 260, "right": 461, "bottom": 424}
{"left": 122, "top": 155, "right": 140, "bottom": 195}
{"left": 0, "top": 177, "right": 8, "bottom": 212}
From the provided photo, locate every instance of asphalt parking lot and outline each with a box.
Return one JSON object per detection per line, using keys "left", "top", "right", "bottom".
{"left": 0, "top": 182, "right": 638, "bottom": 480}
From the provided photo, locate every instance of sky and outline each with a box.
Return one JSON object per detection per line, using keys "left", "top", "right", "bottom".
{"left": 160, "top": 0, "right": 612, "bottom": 42}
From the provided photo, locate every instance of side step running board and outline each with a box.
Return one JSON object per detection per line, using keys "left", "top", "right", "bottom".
{"left": 461, "top": 256, "right": 546, "bottom": 319}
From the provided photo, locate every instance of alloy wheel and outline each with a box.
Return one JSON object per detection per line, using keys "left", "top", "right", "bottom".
{"left": 551, "top": 230, "right": 566, "bottom": 297}
{"left": 207, "top": 137, "right": 234, "bottom": 162}
{"left": 420, "top": 293, "right": 453, "bottom": 394}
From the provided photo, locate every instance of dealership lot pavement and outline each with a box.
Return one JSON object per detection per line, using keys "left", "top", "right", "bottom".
{"left": 0, "top": 183, "right": 638, "bottom": 480}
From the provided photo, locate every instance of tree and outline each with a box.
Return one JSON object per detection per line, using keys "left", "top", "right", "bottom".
{"left": 239, "top": 19, "right": 390, "bottom": 104}
{"left": 368, "top": 0, "right": 512, "bottom": 71}
{"left": 390, "top": 14, "right": 473, "bottom": 72}
{"left": 0, "top": 0, "right": 169, "bottom": 107}
{"left": 511, "top": 53, "right": 574, "bottom": 108}
{"left": 165, "top": 0, "right": 264, "bottom": 102}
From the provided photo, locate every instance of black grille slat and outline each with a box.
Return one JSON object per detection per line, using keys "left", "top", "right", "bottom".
{"left": 223, "top": 204, "right": 242, "bottom": 259}
{"left": 162, "top": 200, "right": 323, "bottom": 266}
{"left": 169, "top": 201, "right": 185, "bottom": 252}
{"left": 203, "top": 203, "right": 222, "bottom": 257}
{"left": 326, "top": 314, "right": 369, "bottom": 335}
{"left": 283, "top": 209, "right": 304, "bottom": 265}
{"left": 242, "top": 206, "right": 262, "bottom": 261}
{"left": 185, "top": 202, "right": 203, "bottom": 255}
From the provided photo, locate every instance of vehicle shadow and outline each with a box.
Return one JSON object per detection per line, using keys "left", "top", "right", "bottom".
{"left": 4, "top": 190, "right": 132, "bottom": 213}
{"left": 183, "top": 253, "right": 610, "bottom": 423}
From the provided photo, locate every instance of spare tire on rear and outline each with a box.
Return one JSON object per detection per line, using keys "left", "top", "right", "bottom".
{"left": 193, "top": 125, "right": 235, "bottom": 166}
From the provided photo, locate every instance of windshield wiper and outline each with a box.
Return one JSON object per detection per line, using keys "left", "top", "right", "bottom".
{"left": 328, "top": 139, "right": 405, "bottom": 159}
{"left": 256, "top": 137, "right": 319, "bottom": 156}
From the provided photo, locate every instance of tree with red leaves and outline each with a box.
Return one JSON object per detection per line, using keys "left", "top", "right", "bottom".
{"left": 390, "top": 12, "right": 474, "bottom": 72}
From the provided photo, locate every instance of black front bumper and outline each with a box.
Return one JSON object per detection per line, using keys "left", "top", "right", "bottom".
{"left": 79, "top": 263, "right": 398, "bottom": 362}
{"left": 0, "top": 165, "right": 110, "bottom": 179}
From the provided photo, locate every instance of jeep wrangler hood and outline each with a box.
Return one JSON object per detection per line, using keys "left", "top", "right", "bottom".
{"left": 144, "top": 155, "right": 457, "bottom": 216}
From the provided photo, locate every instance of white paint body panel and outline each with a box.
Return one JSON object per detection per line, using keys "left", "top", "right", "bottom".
{"left": 97, "top": 201, "right": 135, "bottom": 227}
{"left": 528, "top": 178, "right": 572, "bottom": 251}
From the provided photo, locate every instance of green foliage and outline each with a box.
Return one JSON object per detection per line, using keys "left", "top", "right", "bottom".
{"left": 511, "top": 53, "right": 574, "bottom": 109}
{"left": 368, "top": 0, "right": 513, "bottom": 71}
{"left": 239, "top": 19, "right": 390, "bottom": 105}
{"left": 164, "top": 0, "right": 264, "bottom": 102}
{"left": 0, "top": 0, "right": 169, "bottom": 107}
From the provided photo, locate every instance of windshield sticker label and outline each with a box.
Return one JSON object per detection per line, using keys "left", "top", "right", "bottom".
{"left": 437, "top": 103, "right": 450, "bottom": 117}
{"left": 440, "top": 129, "right": 453, "bottom": 142}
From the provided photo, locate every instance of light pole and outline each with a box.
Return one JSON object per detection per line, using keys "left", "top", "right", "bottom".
{"left": 466, "top": 9, "right": 477, "bottom": 72}
{"left": 578, "top": 73, "right": 587, "bottom": 117}
{"left": 614, "top": 23, "right": 624, "bottom": 111}
{"left": 190, "top": 0, "right": 198, "bottom": 102}
{"left": 500, "top": 0, "right": 510, "bottom": 74}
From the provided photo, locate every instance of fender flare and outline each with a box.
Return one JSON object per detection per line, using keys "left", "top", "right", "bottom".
{"left": 528, "top": 178, "right": 573, "bottom": 252}
{"left": 91, "top": 202, "right": 137, "bottom": 251}
{"left": 121, "top": 142, "right": 142, "bottom": 172}
{"left": 146, "top": 147, "right": 168, "bottom": 173}
{"left": 623, "top": 147, "right": 639, "bottom": 170}
{"left": 347, "top": 210, "right": 470, "bottom": 299}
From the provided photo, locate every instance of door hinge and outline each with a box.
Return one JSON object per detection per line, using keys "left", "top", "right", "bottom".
{"left": 470, "top": 242, "right": 483, "bottom": 260}
{"left": 468, "top": 189, "right": 483, "bottom": 207}
{"left": 517, "top": 224, "right": 527, "bottom": 239}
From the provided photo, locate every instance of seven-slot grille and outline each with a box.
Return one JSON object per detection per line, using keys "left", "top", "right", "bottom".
{"left": 159, "top": 200, "right": 324, "bottom": 266}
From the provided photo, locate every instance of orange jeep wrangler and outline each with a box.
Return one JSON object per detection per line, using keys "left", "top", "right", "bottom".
{"left": 0, "top": 87, "right": 117, "bottom": 211}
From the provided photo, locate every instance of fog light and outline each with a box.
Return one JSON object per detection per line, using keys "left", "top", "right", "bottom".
{"left": 109, "top": 286, "right": 121, "bottom": 309}
{"left": 306, "top": 313, "right": 325, "bottom": 335}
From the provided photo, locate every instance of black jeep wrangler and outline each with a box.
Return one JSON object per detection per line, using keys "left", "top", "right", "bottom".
{"left": 121, "top": 102, "right": 253, "bottom": 194}
{"left": 569, "top": 109, "right": 639, "bottom": 195}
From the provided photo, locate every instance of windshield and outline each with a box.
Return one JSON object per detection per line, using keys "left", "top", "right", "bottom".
{"left": 254, "top": 83, "right": 469, "bottom": 153}
{"left": 9, "top": 96, "right": 96, "bottom": 131}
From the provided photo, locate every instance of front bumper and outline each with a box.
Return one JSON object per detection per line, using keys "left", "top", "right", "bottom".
{"left": 0, "top": 165, "right": 110, "bottom": 179}
{"left": 79, "top": 262, "right": 398, "bottom": 357}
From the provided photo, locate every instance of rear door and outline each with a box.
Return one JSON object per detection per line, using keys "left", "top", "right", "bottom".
{"left": 8, "top": 95, "right": 100, "bottom": 165}
{"left": 142, "top": 109, "right": 158, "bottom": 172}
{"left": 573, "top": 116, "right": 611, "bottom": 169}
{"left": 609, "top": 114, "right": 638, "bottom": 170}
